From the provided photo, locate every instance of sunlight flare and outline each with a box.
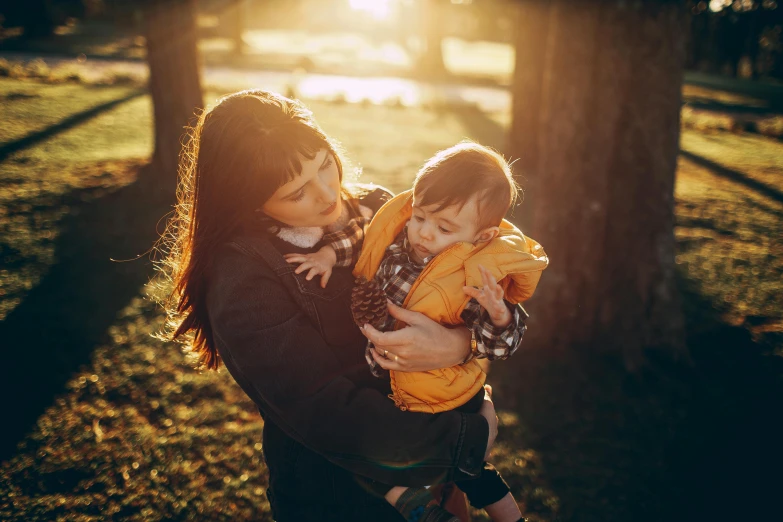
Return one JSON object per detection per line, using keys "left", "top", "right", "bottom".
{"left": 349, "top": 0, "right": 393, "bottom": 20}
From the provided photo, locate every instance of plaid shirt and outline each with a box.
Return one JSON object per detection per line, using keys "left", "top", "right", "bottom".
{"left": 365, "top": 226, "right": 527, "bottom": 377}
{"left": 321, "top": 200, "right": 371, "bottom": 268}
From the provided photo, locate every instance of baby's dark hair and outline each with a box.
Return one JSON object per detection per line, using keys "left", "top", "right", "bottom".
{"left": 412, "top": 141, "right": 519, "bottom": 230}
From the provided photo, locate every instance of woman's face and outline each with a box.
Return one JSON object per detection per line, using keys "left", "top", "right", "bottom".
{"left": 262, "top": 148, "right": 343, "bottom": 228}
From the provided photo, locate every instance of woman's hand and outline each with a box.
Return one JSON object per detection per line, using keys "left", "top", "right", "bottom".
{"left": 362, "top": 300, "right": 471, "bottom": 373}
{"left": 479, "top": 385, "right": 498, "bottom": 461}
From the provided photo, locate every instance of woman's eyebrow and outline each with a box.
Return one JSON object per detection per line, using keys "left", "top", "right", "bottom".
{"left": 281, "top": 151, "right": 329, "bottom": 200}
{"left": 281, "top": 178, "right": 308, "bottom": 200}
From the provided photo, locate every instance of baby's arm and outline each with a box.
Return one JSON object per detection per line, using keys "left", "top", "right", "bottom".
{"left": 463, "top": 265, "right": 512, "bottom": 327}
{"left": 284, "top": 246, "right": 338, "bottom": 288}
{"left": 323, "top": 211, "right": 369, "bottom": 268}
{"left": 284, "top": 212, "right": 369, "bottom": 288}
{"left": 462, "top": 265, "right": 527, "bottom": 362}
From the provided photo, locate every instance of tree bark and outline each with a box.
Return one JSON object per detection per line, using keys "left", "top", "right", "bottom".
{"left": 143, "top": 0, "right": 203, "bottom": 194}
{"left": 415, "top": 0, "right": 447, "bottom": 78}
{"left": 508, "top": 0, "right": 687, "bottom": 368}
{"left": 506, "top": 0, "right": 551, "bottom": 230}
{"left": 19, "top": 0, "right": 59, "bottom": 39}
{"left": 223, "top": 0, "right": 246, "bottom": 58}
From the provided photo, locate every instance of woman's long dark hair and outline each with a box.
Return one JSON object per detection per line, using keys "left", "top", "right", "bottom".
{"left": 160, "top": 90, "right": 351, "bottom": 369}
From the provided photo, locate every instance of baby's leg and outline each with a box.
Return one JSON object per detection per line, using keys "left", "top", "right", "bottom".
{"left": 456, "top": 462, "right": 525, "bottom": 522}
{"left": 453, "top": 391, "right": 526, "bottom": 521}
{"left": 386, "top": 486, "right": 459, "bottom": 522}
{"left": 483, "top": 492, "right": 523, "bottom": 522}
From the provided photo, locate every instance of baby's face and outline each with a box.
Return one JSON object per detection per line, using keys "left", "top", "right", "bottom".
{"left": 407, "top": 194, "right": 484, "bottom": 263}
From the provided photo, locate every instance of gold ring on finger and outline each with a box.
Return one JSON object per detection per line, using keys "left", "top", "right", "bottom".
{"left": 383, "top": 349, "right": 389, "bottom": 358}
{"left": 394, "top": 354, "right": 399, "bottom": 363}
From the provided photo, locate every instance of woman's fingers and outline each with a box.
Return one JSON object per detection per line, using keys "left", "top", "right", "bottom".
{"left": 370, "top": 349, "right": 392, "bottom": 369}
{"left": 372, "top": 326, "right": 415, "bottom": 351}
{"left": 361, "top": 323, "right": 386, "bottom": 343}
{"left": 369, "top": 348, "right": 405, "bottom": 371}
{"left": 371, "top": 350, "right": 390, "bottom": 369}
{"left": 363, "top": 326, "right": 414, "bottom": 363}
{"left": 385, "top": 299, "right": 423, "bottom": 326}
{"left": 362, "top": 323, "right": 404, "bottom": 347}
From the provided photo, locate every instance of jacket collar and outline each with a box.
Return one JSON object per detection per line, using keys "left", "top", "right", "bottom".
{"left": 355, "top": 189, "right": 549, "bottom": 304}
{"left": 273, "top": 197, "right": 358, "bottom": 248}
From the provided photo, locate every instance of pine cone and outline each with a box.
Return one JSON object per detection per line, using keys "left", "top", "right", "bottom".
{"left": 351, "top": 276, "right": 389, "bottom": 330}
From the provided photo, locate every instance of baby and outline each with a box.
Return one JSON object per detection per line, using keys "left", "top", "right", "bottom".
{"left": 286, "top": 141, "right": 548, "bottom": 522}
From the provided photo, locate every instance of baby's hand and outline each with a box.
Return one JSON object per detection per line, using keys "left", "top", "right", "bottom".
{"left": 284, "top": 245, "right": 338, "bottom": 288}
{"left": 463, "top": 264, "right": 512, "bottom": 328}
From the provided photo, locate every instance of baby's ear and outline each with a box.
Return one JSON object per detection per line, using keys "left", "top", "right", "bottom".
{"left": 474, "top": 226, "right": 500, "bottom": 243}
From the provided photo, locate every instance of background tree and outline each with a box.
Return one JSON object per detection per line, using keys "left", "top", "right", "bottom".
{"left": 220, "top": 0, "right": 246, "bottom": 58}
{"left": 141, "top": 0, "right": 203, "bottom": 193}
{"left": 684, "top": 0, "right": 783, "bottom": 78}
{"left": 0, "top": 0, "right": 83, "bottom": 38}
{"left": 414, "top": 0, "right": 447, "bottom": 78}
{"left": 507, "top": 0, "right": 687, "bottom": 369}
{"left": 507, "top": 0, "right": 550, "bottom": 229}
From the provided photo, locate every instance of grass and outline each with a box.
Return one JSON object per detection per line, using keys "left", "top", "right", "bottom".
{"left": 676, "top": 147, "right": 783, "bottom": 334}
{"left": 0, "top": 78, "right": 151, "bottom": 320}
{"left": 0, "top": 77, "right": 781, "bottom": 521}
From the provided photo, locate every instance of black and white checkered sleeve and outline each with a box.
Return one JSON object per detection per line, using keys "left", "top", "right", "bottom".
{"left": 460, "top": 300, "right": 528, "bottom": 361}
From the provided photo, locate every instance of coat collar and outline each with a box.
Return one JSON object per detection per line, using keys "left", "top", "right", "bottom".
{"left": 273, "top": 198, "right": 369, "bottom": 248}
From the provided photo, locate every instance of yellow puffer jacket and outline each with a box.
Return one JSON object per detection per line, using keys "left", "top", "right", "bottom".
{"left": 353, "top": 190, "right": 548, "bottom": 413}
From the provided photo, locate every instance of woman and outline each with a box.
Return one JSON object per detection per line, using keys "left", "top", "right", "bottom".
{"left": 162, "top": 90, "right": 498, "bottom": 521}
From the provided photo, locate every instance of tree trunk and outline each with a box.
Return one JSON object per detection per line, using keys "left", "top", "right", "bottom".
{"left": 415, "top": 0, "right": 447, "bottom": 78}
{"left": 506, "top": 0, "right": 551, "bottom": 230}
{"left": 508, "top": 0, "right": 687, "bottom": 369}
{"left": 21, "top": 0, "right": 59, "bottom": 39}
{"left": 143, "top": 0, "right": 203, "bottom": 194}
{"left": 224, "top": 0, "right": 246, "bottom": 58}
{"left": 743, "top": 8, "right": 762, "bottom": 80}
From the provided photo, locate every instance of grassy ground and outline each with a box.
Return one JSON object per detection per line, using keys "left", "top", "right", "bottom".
{"left": 0, "top": 77, "right": 781, "bottom": 521}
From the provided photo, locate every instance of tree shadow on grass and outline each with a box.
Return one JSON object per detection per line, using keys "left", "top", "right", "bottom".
{"left": 0, "top": 169, "right": 172, "bottom": 461}
{"left": 0, "top": 89, "right": 146, "bottom": 163}
{"left": 679, "top": 149, "right": 783, "bottom": 204}
{"left": 492, "top": 272, "right": 783, "bottom": 522}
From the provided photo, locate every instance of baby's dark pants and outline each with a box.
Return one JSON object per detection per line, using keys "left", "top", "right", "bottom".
{"left": 451, "top": 388, "right": 511, "bottom": 509}
{"left": 364, "top": 389, "right": 511, "bottom": 509}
